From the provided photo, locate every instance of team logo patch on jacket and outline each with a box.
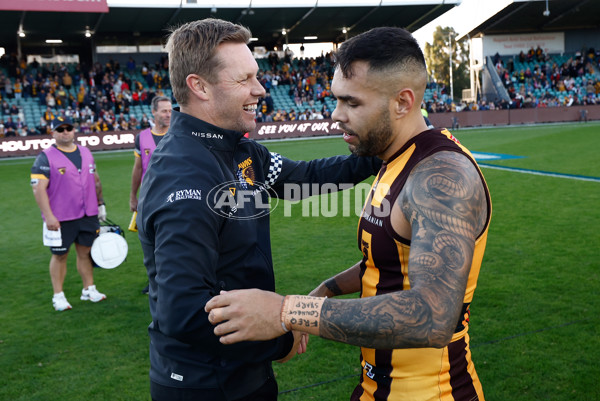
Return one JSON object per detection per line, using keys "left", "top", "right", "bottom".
{"left": 58, "top": 167, "right": 66, "bottom": 175}
{"left": 237, "top": 157, "right": 255, "bottom": 188}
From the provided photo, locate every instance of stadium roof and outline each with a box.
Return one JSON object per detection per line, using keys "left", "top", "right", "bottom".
{"left": 460, "top": 0, "right": 600, "bottom": 40}
{"left": 0, "top": 0, "right": 459, "bottom": 55}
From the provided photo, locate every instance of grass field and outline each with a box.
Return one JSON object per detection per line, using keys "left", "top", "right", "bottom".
{"left": 1, "top": 122, "right": 599, "bottom": 400}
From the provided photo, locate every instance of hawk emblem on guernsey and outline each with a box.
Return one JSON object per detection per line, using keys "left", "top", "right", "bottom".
{"left": 361, "top": 239, "right": 370, "bottom": 259}
{"left": 58, "top": 167, "right": 66, "bottom": 175}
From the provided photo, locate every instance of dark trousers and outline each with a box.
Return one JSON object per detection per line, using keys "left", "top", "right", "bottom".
{"left": 151, "top": 375, "right": 278, "bottom": 401}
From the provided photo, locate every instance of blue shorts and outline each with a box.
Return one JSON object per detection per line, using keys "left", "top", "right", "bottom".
{"left": 50, "top": 215, "right": 99, "bottom": 255}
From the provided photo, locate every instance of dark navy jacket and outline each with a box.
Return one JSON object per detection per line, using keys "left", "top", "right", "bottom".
{"left": 137, "top": 109, "right": 381, "bottom": 399}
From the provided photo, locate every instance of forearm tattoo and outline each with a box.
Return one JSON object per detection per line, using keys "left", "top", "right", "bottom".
{"left": 319, "top": 152, "right": 487, "bottom": 349}
{"left": 324, "top": 278, "right": 344, "bottom": 296}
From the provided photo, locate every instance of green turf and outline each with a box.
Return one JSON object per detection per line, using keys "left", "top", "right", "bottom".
{"left": 1, "top": 122, "right": 599, "bottom": 400}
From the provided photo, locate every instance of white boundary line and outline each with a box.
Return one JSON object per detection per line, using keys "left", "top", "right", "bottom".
{"left": 478, "top": 163, "right": 600, "bottom": 183}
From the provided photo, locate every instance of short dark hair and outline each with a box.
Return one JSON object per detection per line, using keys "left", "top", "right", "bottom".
{"left": 151, "top": 95, "right": 171, "bottom": 112}
{"left": 334, "top": 27, "right": 426, "bottom": 80}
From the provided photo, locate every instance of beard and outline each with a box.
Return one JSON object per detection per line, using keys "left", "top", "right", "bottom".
{"left": 345, "top": 108, "right": 393, "bottom": 157}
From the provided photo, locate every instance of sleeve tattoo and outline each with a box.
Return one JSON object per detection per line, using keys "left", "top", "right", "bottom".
{"left": 318, "top": 151, "right": 487, "bottom": 349}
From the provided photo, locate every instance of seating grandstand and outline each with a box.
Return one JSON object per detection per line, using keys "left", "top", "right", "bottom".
{"left": 1, "top": 46, "right": 599, "bottom": 137}
{"left": 421, "top": 47, "right": 600, "bottom": 113}
{"left": 493, "top": 48, "right": 600, "bottom": 108}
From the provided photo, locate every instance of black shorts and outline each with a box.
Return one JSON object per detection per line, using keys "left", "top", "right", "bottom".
{"left": 50, "top": 215, "right": 100, "bottom": 255}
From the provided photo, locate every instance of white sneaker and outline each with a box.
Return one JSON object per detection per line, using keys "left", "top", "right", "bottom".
{"left": 52, "top": 292, "right": 72, "bottom": 311}
{"left": 80, "top": 285, "right": 106, "bottom": 303}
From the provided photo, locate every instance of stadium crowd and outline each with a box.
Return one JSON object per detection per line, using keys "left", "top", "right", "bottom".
{"left": 1, "top": 45, "right": 599, "bottom": 137}
{"left": 493, "top": 46, "right": 600, "bottom": 108}
{"left": 0, "top": 54, "right": 170, "bottom": 136}
{"left": 423, "top": 47, "right": 600, "bottom": 114}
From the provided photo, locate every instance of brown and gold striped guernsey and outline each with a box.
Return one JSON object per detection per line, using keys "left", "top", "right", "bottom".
{"left": 353, "top": 128, "right": 491, "bottom": 401}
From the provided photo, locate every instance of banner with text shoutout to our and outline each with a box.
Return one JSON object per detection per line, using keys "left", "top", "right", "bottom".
{"left": 0, "top": 119, "right": 344, "bottom": 158}
{"left": 0, "top": 0, "right": 108, "bottom": 12}
{"left": 0, "top": 131, "right": 137, "bottom": 158}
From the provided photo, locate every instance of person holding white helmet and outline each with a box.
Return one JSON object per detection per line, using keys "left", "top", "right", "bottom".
{"left": 31, "top": 116, "right": 108, "bottom": 311}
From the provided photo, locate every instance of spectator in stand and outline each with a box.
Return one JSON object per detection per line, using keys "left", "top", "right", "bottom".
{"left": 273, "top": 109, "right": 284, "bottom": 121}
{"left": 122, "top": 89, "right": 133, "bottom": 105}
{"left": 4, "top": 117, "right": 17, "bottom": 136}
{"left": 145, "top": 69, "right": 154, "bottom": 88}
{"left": 129, "top": 115, "right": 140, "bottom": 130}
{"left": 42, "top": 107, "right": 55, "bottom": 125}
{"left": 263, "top": 92, "right": 274, "bottom": 115}
{"left": 293, "top": 88, "right": 302, "bottom": 108}
{"left": 14, "top": 78, "right": 23, "bottom": 103}
{"left": 63, "top": 71, "right": 73, "bottom": 91}
{"left": 132, "top": 90, "right": 140, "bottom": 105}
{"left": 99, "top": 115, "right": 115, "bottom": 131}
{"left": 141, "top": 88, "right": 150, "bottom": 105}
{"left": 310, "top": 108, "right": 323, "bottom": 120}
{"left": 4, "top": 76, "right": 13, "bottom": 99}
{"left": 38, "top": 115, "right": 49, "bottom": 134}
{"left": 585, "top": 80, "right": 595, "bottom": 95}
{"left": 46, "top": 92, "right": 56, "bottom": 108}
{"left": 56, "top": 86, "right": 68, "bottom": 108}
{"left": 17, "top": 123, "right": 28, "bottom": 136}
{"left": 26, "top": 124, "right": 39, "bottom": 136}
{"left": 127, "top": 57, "right": 136, "bottom": 76}
{"left": 140, "top": 113, "right": 151, "bottom": 129}
{"left": 9, "top": 103, "right": 19, "bottom": 116}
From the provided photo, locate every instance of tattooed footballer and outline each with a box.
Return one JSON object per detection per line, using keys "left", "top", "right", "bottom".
{"left": 206, "top": 27, "right": 492, "bottom": 401}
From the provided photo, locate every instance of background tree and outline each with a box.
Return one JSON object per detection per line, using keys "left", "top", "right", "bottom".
{"left": 424, "top": 26, "right": 470, "bottom": 102}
